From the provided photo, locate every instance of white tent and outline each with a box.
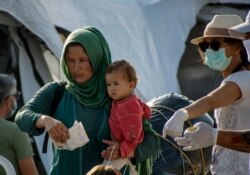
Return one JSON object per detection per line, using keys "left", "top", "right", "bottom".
{"left": 1, "top": 0, "right": 250, "bottom": 174}
{"left": 38, "top": 0, "right": 207, "bottom": 101}
{"left": 38, "top": 0, "right": 250, "bottom": 101}
{"left": 0, "top": 0, "right": 63, "bottom": 173}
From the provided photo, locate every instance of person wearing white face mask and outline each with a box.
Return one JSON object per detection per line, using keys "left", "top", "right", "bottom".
{"left": 0, "top": 74, "right": 38, "bottom": 175}
{"left": 162, "top": 14, "right": 250, "bottom": 175}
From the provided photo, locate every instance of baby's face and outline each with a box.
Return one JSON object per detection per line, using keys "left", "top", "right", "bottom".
{"left": 105, "top": 71, "right": 134, "bottom": 101}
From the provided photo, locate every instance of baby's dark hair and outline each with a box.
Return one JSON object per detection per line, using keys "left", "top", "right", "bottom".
{"left": 106, "top": 59, "right": 138, "bottom": 85}
{"left": 86, "top": 165, "right": 121, "bottom": 175}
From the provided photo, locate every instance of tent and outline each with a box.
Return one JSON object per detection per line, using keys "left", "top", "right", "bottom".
{"left": 38, "top": 0, "right": 250, "bottom": 101}
{"left": 0, "top": 0, "right": 64, "bottom": 173}
{"left": 1, "top": 0, "right": 250, "bottom": 174}
{"left": 38, "top": 0, "right": 209, "bottom": 101}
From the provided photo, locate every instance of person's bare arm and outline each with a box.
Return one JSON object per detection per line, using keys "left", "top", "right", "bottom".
{"left": 19, "top": 157, "right": 39, "bottom": 175}
{"left": 217, "top": 130, "right": 250, "bottom": 153}
{"left": 186, "top": 81, "right": 241, "bottom": 119}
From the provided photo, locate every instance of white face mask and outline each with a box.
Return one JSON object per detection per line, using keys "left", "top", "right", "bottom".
{"left": 243, "top": 40, "right": 250, "bottom": 62}
{"left": 204, "top": 48, "right": 232, "bottom": 71}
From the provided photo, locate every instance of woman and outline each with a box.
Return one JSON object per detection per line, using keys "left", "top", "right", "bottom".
{"left": 163, "top": 15, "right": 250, "bottom": 174}
{"left": 15, "top": 27, "right": 159, "bottom": 175}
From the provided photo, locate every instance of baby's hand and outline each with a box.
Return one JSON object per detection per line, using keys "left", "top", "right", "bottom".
{"left": 101, "top": 140, "right": 120, "bottom": 160}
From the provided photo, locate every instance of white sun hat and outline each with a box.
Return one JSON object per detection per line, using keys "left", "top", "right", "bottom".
{"left": 191, "top": 15, "right": 245, "bottom": 45}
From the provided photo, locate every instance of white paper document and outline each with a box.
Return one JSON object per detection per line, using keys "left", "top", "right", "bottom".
{"left": 51, "top": 121, "right": 89, "bottom": 151}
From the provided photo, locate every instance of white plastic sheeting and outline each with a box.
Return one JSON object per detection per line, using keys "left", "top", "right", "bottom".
{"left": 38, "top": 0, "right": 205, "bottom": 100}
{"left": 38, "top": 0, "right": 249, "bottom": 101}
{"left": 0, "top": 0, "right": 63, "bottom": 58}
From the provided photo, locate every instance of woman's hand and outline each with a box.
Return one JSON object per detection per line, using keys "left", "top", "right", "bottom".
{"left": 36, "top": 115, "right": 69, "bottom": 143}
{"left": 174, "top": 122, "right": 218, "bottom": 151}
{"left": 101, "top": 140, "right": 121, "bottom": 160}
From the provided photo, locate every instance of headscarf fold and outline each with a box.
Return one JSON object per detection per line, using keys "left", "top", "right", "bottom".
{"left": 60, "top": 26, "right": 111, "bottom": 108}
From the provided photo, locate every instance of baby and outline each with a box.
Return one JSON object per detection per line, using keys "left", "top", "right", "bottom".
{"left": 104, "top": 59, "right": 151, "bottom": 174}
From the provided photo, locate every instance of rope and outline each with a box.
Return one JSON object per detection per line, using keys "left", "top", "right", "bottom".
{"left": 122, "top": 160, "right": 129, "bottom": 175}
{"left": 107, "top": 145, "right": 115, "bottom": 166}
{"left": 151, "top": 105, "right": 206, "bottom": 175}
{"left": 157, "top": 134, "right": 195, "bottom": 175}
{"left": 105, "top": 145, "right": 130, "bottom": 175}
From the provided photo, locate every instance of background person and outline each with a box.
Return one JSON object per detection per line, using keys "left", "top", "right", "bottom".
{"left": 105, "top": 60, "right": 151, "bottom": 174}
{"left": 15, "top": 26, "right": 159, "bottom": 175}
{"left": 0, "top": 74, "right": 38, "bottom": 175}
{"left": 162, "top": 15, "right": 250, "bottom": 174}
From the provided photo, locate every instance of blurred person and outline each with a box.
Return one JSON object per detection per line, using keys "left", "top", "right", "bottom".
{"left": 0, "top": 74, "right": 38, "bottom": 175}
{"left": 162, "top": 15, "right": 250, "bottom": 174}
{"left": 105, "top": 60, "right": 151, "bottom": 174}
{"left": 15, "top": 26, "right": 159, "bottom": 175}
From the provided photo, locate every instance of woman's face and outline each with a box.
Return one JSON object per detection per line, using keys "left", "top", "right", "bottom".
{"left": 65, "top": 45, "right": 93, "bottom": 84}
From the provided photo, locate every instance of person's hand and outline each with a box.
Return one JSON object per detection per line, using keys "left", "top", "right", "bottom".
{"left": 101, "top": 140, "right": 121, "bottom": 160}
{"left": 42, "top": 115, "right": 69, "bottom": 143}
{"left": 174, "top": 122, "right": 218, "bottom": 151}
{"left": 162, "top": 108, "right": 189, "bottom": 138}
